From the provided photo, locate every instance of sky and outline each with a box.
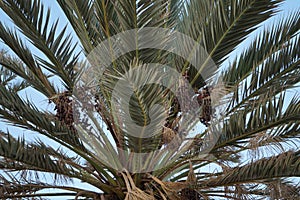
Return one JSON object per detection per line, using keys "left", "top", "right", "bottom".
{"left": 0, "top": 0, "right": 300, "bottom": 199}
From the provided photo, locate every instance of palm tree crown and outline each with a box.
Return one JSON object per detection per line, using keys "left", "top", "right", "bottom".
{"left": 0, "top": 0, "right": 299, "bottom": 199}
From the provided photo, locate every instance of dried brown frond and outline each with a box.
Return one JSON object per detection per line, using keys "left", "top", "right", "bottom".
{"left": 121, "top": 171, "right": 155, "bottom": 200}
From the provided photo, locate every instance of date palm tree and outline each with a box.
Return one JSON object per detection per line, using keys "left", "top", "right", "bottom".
{"left": 0, "top": 0, "right": 299, "bottom": 199}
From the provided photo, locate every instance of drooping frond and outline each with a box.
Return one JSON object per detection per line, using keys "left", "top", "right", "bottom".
{"left": 0, "top": 131, "right": 114, "bottom": 198}
{"left": 204, "top": 150, "right": 300, "bottom": 187}
{"left": 215, "top": 94, "right": 300, "bottom": 150}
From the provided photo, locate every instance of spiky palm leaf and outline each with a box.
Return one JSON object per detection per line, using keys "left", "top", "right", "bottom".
{"left": 0, "top": 0, "right": 299, "bottom": 199}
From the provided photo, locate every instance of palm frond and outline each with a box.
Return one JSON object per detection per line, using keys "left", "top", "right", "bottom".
{"left": 0, "top": 52, "right": 29, "bottom": 91}
{"left": 203, "top": 150, "right": 300, "bottom": 187}
{"left": 0, "top": 0, "right": 79, "bottom": 91}
{"left": 0, "top": 23, "right": 56, "bottom": 97}
{"left": 57, "top": 0, "right": 99, "bottom": 52}
{"left": 0, "top": 132, "right": 115, "bottom": 195}
{"left": 0, "top": 173, "right": 100, "bottom": 199}
{"left": 223, "top": 10, "right": 299, "bottom": 86}
{"left": 179, "top": 0, "right": 282, "bottom": 66}
{"left": 0, "top": 82, "right": 85, "bottom": 150}
{"left": 223, "top": 12, "right": 300, "bottom": 113}
{"left": 102, "top": 61, "right": 167, "bottom": 152}
{"left": 0, "top": 133, "right": 77, "bottom": 178}
{"left": 215, "top": 93, "right": 300, "bottom": 150}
